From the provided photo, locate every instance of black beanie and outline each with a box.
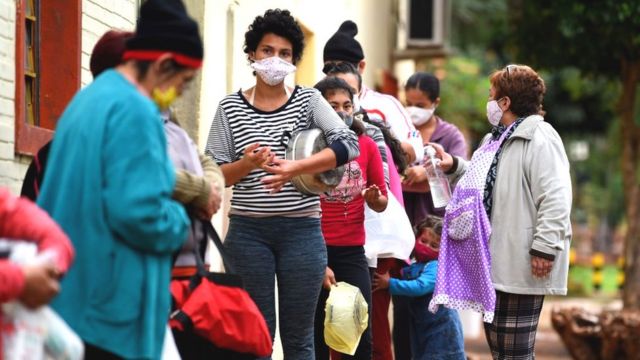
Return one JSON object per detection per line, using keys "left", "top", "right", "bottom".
{"left": 123, "top": 0, "right": 203, "bottom": 68}
{"left": 323, "top": 20, "right": 364, "bottom": 64}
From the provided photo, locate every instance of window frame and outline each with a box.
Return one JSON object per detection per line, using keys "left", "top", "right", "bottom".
{"left": 15, "top": 0, "right": 81, "bottom": 155}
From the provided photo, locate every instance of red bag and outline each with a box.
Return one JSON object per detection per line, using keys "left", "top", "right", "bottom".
{"left": 169, "top": 221, "right": 272, "bottom": 358}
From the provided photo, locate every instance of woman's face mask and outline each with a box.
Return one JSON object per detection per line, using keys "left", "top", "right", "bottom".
{"left": 152, "top": 86, "right": 178, "bottom": 111}
{"left": 251, "top": 56, "right": 297, "bottom": 86}
{"left": 406, "top": 106, "right": 435, "bottom": 126}
{"left": 486, "top": 98, "right": 506, "bottom": 126}
{"left": 414, "top": 241, "right": 439, "bottom": 263}
{"left": 336, "top": 111, "right": 353, "bottom": 127}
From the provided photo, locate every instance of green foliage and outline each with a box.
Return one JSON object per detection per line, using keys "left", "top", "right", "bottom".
{"left": 450, "top": 0, "right": 508, "bottom": 61}
{"left": 418, "top": 57, "right": 491, "bottom": 141}
{"left": 507, "top": 0, "right": 640, "bottom": 78}
{"left": 569, "top": 120, "right": 625, "bottom": 233}
{"left": 542, "top": 68, "right": 620, "bottom": 134}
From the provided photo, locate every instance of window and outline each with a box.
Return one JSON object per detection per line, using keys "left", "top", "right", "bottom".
{"left": 15, "top": 0, "right": 81, "bottom": 155}
{"left": 406, "top": 0, "right": 445, "bottom": 47}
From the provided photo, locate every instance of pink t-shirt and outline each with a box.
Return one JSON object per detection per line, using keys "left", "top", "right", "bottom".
{"left": 321, "top": 135, "right": 387, "bottom": 246}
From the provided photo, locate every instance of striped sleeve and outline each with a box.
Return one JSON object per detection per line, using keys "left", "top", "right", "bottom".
{"left": 205, "top": 103, "right": 236, "bottom": 165}
{"left": 307, "top": 91, "right": 360, "bottom": 163}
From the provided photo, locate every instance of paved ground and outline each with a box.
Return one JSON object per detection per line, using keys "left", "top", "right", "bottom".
{"left": 270, "top": 294, "right": 621, "bottom": 359}
{"left": 463, "top": 295, "right": 622, "bottom": 360}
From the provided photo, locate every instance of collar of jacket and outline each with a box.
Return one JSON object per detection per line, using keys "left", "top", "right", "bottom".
{"left": 509, "top": 114, "right": 543, "bottom": 141}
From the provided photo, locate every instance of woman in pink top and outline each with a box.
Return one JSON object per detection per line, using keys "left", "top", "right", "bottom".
{"left": 313, "top": 77, "right": 388, "bottom": 359}
{"left": 0, "top": 188, "right": 74, "bottom": 354}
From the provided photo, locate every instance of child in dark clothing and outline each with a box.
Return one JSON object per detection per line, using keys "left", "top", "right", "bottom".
{"left": 373, "top": 215, "right": 465, "bottom": 360}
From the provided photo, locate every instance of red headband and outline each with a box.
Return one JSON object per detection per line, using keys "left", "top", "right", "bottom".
{"left": 122, "top": 50, "right": 202, "bottom": 69}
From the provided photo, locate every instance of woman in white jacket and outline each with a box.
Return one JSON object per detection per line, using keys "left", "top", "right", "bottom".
{"left": 429, "top": 64, "right": 572, "bottom": 359}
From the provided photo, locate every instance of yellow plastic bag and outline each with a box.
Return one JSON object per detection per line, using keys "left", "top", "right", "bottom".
{"left": 324, "top": 282, "right": 369, "bottom": 355}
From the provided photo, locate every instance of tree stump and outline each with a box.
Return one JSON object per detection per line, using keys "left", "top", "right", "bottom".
{"left": 551, "top": 308, "right": 601, "bottom": 360}
{"left": 600, "top": 310, "right": 640, "bottom": 360}
{"left": 551, "top": 307, "right": 640, "bottom": 360}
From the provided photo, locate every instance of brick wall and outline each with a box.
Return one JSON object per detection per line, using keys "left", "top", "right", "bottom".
{"left": 0, "top": 0, "right": 136, "bottom": 195}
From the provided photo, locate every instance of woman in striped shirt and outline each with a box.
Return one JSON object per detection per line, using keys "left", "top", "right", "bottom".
{"left": 206, "top": 9, "right": 359, "bottom": 359}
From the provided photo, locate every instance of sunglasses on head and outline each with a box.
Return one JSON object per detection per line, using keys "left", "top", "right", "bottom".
{"left": 505, "top": 64, "right": 518, "bottom": 78}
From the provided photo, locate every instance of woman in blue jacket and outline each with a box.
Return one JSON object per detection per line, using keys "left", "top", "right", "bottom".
{"left": 37, "top": 1, "right": 202, "bottom": 358}
{"left": 373, "top": 216, "right": 465, "bottom": 360}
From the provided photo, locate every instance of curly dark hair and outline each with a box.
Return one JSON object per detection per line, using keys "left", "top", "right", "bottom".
{"left": 490, "top": 64, "right": 546, "bottom": 117}
{"left": 244, "top": 9, "right": 305, "bottom": 64}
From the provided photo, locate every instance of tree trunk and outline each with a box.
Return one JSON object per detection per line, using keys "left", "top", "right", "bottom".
{"left": 619, "top": 59, "right": 640, "bottom": 310}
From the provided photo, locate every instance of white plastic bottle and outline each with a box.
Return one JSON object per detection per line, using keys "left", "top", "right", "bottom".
{"left": 424, "top": 145, "right": 452, "bottom": 208}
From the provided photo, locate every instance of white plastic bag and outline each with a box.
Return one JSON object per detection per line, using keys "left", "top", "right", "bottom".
{"left": 1, "top": 302, "right": 47, "bottom": 360}
{"left": 0, "top": 239, "right": 84, "bottom": 360}
{"left": 324, "top": 282, "right": 369, "bottom": 355}
{"left": 161, "top": 325, "right": 181, "bottom": 360}
{"left": 363, "top": 192, "right": 415, "bottom": 267}
{"left": 2, "top": 303, "right": 84, "bottom": 360}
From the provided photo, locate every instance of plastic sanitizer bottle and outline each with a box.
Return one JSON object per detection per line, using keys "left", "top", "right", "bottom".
{"left": 424, "top": 145, "right": 452, "bottom": 208}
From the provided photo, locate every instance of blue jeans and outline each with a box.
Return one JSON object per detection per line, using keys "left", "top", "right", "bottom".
{"left": 225, "top": 215, "right": 328, "bottom": 360}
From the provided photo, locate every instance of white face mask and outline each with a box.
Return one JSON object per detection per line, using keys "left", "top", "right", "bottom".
{"left": 406, "top": 106, "right": 435, "bottom": 126}
{"left": 486, "top": 99, "right": 504, "bottom": 126}
{"left": 250, "top": 56, "right": 297, "bottom": 86}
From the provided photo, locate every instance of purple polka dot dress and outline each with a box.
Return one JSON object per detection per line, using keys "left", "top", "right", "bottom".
{"left": 428, "top": 125, "right": 515, "bottom": 323}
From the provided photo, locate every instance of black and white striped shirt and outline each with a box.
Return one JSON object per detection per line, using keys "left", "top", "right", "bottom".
{"left": 205, "top": 86, "right": 359, "bottom": 216}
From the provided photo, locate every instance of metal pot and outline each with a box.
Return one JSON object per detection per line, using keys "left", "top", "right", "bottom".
{"left": 285, "top": 128, "right": 345, "bottom": 195}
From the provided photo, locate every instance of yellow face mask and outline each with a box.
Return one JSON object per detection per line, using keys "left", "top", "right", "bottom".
{"left": 151, "top": 86, "right": 178, "bottom": 111}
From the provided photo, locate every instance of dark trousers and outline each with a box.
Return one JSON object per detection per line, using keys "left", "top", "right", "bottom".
{"left": 226, "top": 215, "right": 327, "bottom": 360}
{"left": 172, "top": 329, "right": 256, "bottom": 360}
{"left": 315, "top": 245, "right": 372, "bottom": 360}
{"left": 84, "top": 342, "right": 122, "bottom": 360}
{"left": 392, "top": 294, "right": 413, "bottom": 360}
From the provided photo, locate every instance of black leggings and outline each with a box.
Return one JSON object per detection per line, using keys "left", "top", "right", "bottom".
{"left": 84, "top": 343, "right": 122, "bottom": 360}
{"left": 392, "top": 294, "right": 413, "bottom": 360}
{"left": 314, "top": 245, "right": 372, "bottom": 360}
